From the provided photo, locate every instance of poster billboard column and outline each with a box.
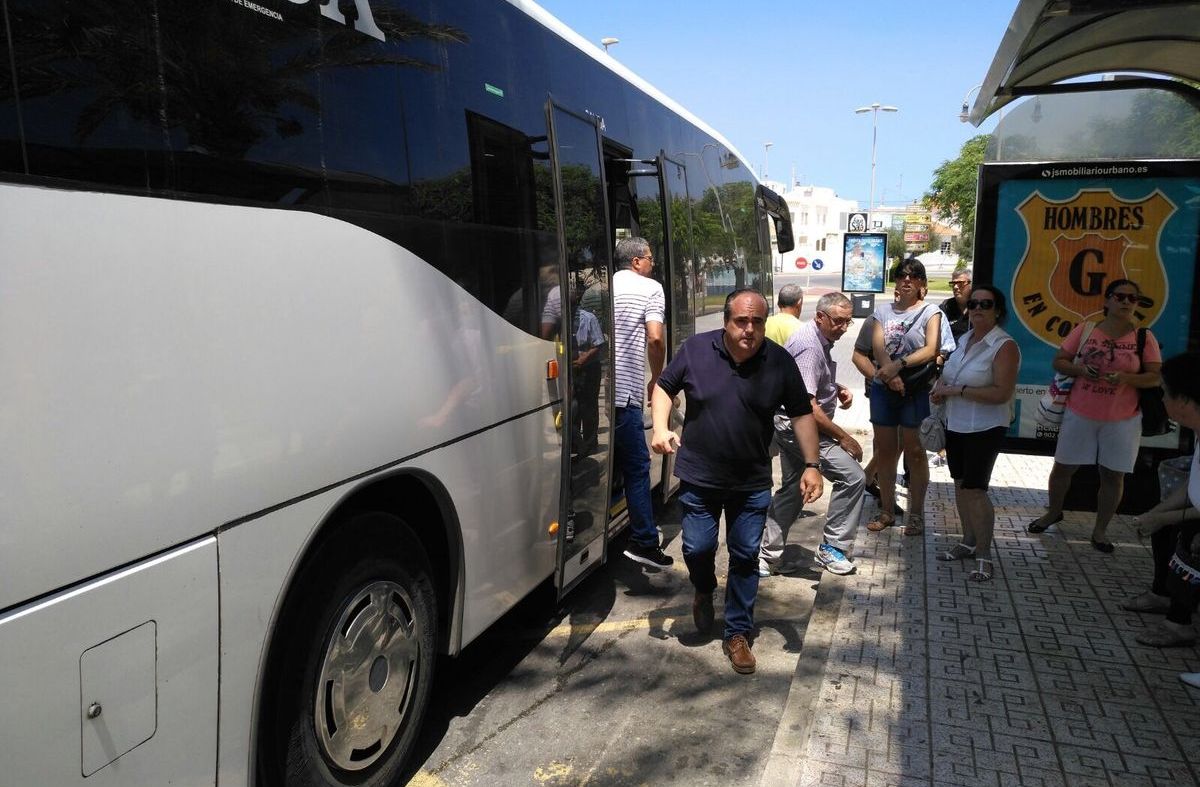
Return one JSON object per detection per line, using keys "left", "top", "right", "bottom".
{"left": 974, "top": 160, "right": 1200, "bottom": 459}
{"left": 843, "top": 231, "right": 888, "bottom": 317}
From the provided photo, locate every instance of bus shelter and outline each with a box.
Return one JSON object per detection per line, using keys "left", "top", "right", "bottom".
{"left": 965, "top": 0, "right": 1200, "bottom": 510}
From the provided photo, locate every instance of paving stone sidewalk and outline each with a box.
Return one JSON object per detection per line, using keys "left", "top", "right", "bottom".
{"left": 795, "top": 444, "right": 1200, "bottom": 786}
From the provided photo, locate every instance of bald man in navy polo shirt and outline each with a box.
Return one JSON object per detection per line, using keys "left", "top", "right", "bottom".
{"left": 651, "top": 289, "right": 823, "bottom": 674}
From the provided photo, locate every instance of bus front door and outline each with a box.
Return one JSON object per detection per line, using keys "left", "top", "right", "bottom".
{"left": 547, "top": 101, "right": 614, "bottom": 598}
{"left": 654, "top": 153, "right": 696, "bottom": 500}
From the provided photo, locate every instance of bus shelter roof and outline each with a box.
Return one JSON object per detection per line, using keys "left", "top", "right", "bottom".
{"left": 968, "top": 0, "right": 1200, "bottom": 126}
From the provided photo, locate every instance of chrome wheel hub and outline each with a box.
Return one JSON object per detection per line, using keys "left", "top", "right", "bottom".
{"left": 314, "top": 580, "right": 419, "bottom": 771}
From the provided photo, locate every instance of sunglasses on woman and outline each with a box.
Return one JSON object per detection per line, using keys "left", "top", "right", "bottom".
{"left": 966, "top": 298, "right": 995, "bottom": 310}
{"left": 1109, "top": 292, "right": 1138, "bottom": 303}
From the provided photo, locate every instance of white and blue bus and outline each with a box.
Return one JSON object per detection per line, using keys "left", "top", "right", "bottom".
{"left": 0, "top": 1, "right": 793, "bottom": 784}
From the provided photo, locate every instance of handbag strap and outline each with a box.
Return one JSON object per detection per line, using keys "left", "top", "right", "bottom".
{"left": 901, "top": 304, "right": 932, "bottom": 338}
{"left": 1136, "top": 327, "right": 1147, "bottom": 372}
{"left": 890, "top": 304, "right": 932, "bottom": 359}
{"left": 1072, "top": 321, "right": 1097, "bottom": 361}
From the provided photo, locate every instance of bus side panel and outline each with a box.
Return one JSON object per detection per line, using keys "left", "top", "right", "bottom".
{"left": 217, "top": 418, "right": 558, "bottom": 785}
{"left": 218, "top": 496, "right": 337, "bottom": 787}
{"left": 0, "top": 185, "right": 554, "bottom": 612}
{"left": 0, "top": 539, "right": 218, "bottom": 786}
{"left": 411, "top": 416, "right": 560, "bottom": 643}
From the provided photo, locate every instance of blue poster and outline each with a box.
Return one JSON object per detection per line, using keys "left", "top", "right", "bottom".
{"left": 977, "top": 162, "right": 1200, "bottom": 444}
{"left": 842, "top": 232, "right": 887, "bottom": 293}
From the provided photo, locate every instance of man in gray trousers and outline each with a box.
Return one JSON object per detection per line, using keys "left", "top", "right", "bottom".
{"left": 759, "top": 292, "right": 865, "bottom": 576}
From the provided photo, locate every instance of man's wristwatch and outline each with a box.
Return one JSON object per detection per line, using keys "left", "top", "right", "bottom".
{"left": 804, "top": 462, "right": 820, "bottom": 469}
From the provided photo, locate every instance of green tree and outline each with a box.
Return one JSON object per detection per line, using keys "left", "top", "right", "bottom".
{"left": 885, "top": 226, "right": 907, "bottom": 266}
{"left": 1092, "top": 86, "right": 1200, "bottom": 158}
{"left": 925, "top": 134, "right": 989, "bottom": 261}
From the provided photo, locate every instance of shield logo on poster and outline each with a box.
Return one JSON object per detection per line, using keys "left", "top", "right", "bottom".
{"left": 1012, "top": 189, "right": 1172, "bottom": 347}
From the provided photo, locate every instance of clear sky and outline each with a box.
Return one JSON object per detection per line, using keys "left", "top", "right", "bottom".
{"left": 535, "top": 0, "right": 1018, "bottom": 207}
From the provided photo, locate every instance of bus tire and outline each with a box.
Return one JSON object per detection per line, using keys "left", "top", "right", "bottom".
{"left": 260, "top": 513, "right": 437, "bottom": 787}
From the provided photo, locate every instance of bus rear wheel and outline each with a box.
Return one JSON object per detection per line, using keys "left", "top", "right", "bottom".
{"left": 260, "top": 513, "right": 437, "bottom": 787}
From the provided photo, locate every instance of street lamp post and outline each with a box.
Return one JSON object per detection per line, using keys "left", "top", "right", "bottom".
{"left": 959, "top": 84, "right": 983, "bottom": 123}
{"left": 763, "top": 141, "right": 773, "bottom": 180}
{"left": 600, "top": 37, "right": 619, "bottom": 53}
{"left": 960, "top": 83, "right": 1008, "bottom": 157}
{"left": 854, "top": 102, "right": 898, "bottom": 212}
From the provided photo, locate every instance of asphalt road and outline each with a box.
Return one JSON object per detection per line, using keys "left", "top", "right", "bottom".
{"left": 407, "top": 497, "right": 840, "bottom": 787}
{"left": 773, "top": 269, "right": 843, "bottom": 296}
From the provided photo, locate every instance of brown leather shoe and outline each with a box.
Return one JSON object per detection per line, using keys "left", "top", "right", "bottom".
{"left": 692, "top": 591, "right": 714, "bottom": 633}
{"left": 723, "top": 634, "right": 755, "bottom": 674}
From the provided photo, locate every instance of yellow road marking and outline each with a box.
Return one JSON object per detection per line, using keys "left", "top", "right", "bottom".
{"left": 531, "top": 590, "right": 813, "bottom": 640}
{"left": 408, "top": 771, "right": 449, "bottom": 786}
{"left": 539, "top": 616, "right": 663, "bottom": 638}
{"left": 533, "top": 761, "right": 575, "bottom": 782}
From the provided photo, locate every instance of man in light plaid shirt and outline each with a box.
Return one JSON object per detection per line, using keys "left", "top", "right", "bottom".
{"left": 760, "top": 292, "right": 865, "bottom": 576}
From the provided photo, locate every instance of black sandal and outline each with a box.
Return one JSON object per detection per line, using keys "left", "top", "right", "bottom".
{"left": 937, "top": 543, "right": 975, "bottom": 562}
{"left": 1027, "top": 514, "right": 1062, "bottom": 534}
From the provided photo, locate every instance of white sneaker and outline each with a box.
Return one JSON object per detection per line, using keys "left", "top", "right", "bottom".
{"left": 757, "top": 563, "right": 772, "bottom": 578}
{"left": 815, "top": 543, "right": 856, "bottom": 575}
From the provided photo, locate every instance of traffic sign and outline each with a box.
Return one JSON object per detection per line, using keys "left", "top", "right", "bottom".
{"left": 812, "top": 259, "right": 824, "bottom": 271}
{"left": 795, "top": 257, "right": 808, "bottom": 269}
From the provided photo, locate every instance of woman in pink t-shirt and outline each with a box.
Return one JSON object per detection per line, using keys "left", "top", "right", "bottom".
{"left": 1028, "top": 279, "right": 1163, "bottom": 551}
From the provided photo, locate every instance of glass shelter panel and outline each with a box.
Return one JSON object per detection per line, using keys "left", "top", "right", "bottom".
{"left": 986, "top": 88, "right": 1200, "bottom": 163}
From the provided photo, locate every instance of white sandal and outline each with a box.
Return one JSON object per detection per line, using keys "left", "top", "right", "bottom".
{"left": 969, "top": 558, "right": 993, "bottom": 582}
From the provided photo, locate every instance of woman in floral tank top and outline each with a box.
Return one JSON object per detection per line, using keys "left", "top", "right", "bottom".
{"left": 1027, "top": 279, "right": 1163, "bottom": 551}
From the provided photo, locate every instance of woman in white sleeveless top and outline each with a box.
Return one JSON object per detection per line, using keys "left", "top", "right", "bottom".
{"left": 930, "top": 285, "right": 1020, "bottom": 582}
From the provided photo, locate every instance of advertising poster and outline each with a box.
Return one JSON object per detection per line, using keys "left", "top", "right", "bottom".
{"left": 842, "top": 232, "right": 887, "bottom": 293}
{"left": 975, "top": 161, "right": 1200, "bottom": 450}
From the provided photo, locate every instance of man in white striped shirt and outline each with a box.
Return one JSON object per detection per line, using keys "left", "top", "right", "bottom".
{"left": 613, "top": 237, "right": 672, "bottom": 568}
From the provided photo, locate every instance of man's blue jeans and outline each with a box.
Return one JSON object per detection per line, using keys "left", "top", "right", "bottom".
{"left": 678, "top": 481, "right": 771, "bottom": 639}
{"left": 614, "top": 405, "right": 658, "bottom": 548}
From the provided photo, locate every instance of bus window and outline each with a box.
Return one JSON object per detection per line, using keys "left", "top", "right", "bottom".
{"left": 3, "top": 1, "right": 173, "bottom": 191}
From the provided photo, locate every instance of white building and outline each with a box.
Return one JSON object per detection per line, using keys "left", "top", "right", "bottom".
{"left": 866, "top": 203, "right": 962, "bottom": 276}
{"left": 776, "top": 184, "right": 858, "bottom": 274}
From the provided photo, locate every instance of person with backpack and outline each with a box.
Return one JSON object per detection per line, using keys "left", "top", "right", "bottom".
{"left": 1027, "top": 279, "right": 1162, "bottom": 552}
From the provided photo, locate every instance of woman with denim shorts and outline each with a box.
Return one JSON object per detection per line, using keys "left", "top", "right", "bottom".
{"left": 930, "top": 285, "right": 1020, "bottom": 581}
{"left": 1027, "top": 279, "right": 1162, "bottom": 551}
{"left": 867, "top": 258, "right": 943, "bottom": 536}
